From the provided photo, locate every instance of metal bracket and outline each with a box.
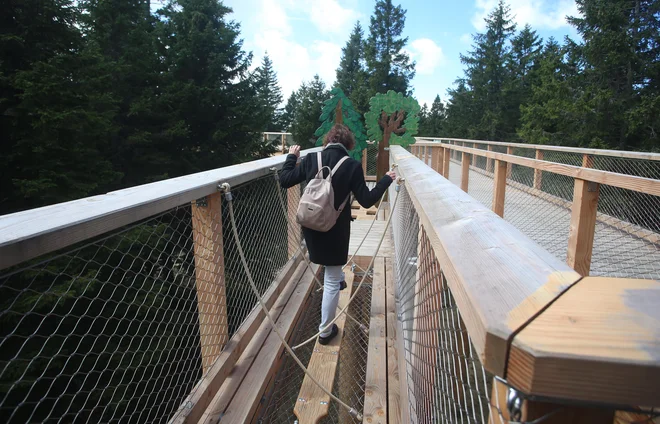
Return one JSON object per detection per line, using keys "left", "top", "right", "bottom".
{"left": 195, "top": 197, "right": 208, "bottom": 207}
{"left": 587, "top": 181, "right": 598, "bottom": 192}
{"left": 506, "top": 386, "right": 523, "bottom": 421}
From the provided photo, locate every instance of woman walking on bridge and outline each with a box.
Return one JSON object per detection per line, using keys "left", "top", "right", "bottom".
{"left": 279, "top": 124, "right": 396, "bottom": 345}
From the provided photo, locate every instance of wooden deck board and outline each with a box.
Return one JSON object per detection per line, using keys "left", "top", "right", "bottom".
{"left": 200, "top": 264, "right": 319, "bottom": 424}
{"left": 385, "top": 257, "right": 401, "bottom": 424}
{"left": 293, "top": 271, "right": 354, "bottom": 424}
{"left": 348, "top": 220, "right": 392, "bottom": 258}
{"left": 363, "top": 257, "right": 387, "bottom": 423}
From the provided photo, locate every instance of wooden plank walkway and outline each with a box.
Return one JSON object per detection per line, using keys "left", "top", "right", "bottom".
{"left": 439, "top": 159, "right": 660, "bottom": 280}
{"left": 293, "top": 270, "right": 354, "bottom": 424}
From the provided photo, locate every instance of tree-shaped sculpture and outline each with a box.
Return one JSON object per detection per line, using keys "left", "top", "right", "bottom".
{"left": 365, "top": 90, "right": 420, "bottom": 179}
{"left": 315, "top": 88, "right": 368, "bottom": 160}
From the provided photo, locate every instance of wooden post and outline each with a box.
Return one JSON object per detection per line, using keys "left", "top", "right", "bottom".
{"left": 191, "top": 192, "right": 229, "bottom": 373}
{"left": 281, "top": 133, "right": 285, "bottom": 153}
{"left": 506, "top": 146, "right": 514, "bottom": 179}
{"left": 431, "top": 146, "right": 442, "bottom": 174}
{"left": 442, "top": 147, "right": 450, "bottom": 178}
{"left": 461, "top": 152, "right": 470, "bottom": 192}
{"left": 582, "top": 154, "right": 594, "bottom": 168}
{"left": 287, "top": 185, "right": 301, "bottom": 259}
{"left": 362, "top": 148, "right": 368, "bottom": 174}
{"left": 487, "top": 145, "right": 494, "bottom": 173}
{"left": 534, "top": 150, "right": 544, "bottom": 190}
{"left": 493, "top": 160, "right": 507, "bottom": 217}
{"left": 489, "top": 378, "right": 614, "bottom": 424}
{"left": 567, "top": 179, "right": 600, "bottom": 276}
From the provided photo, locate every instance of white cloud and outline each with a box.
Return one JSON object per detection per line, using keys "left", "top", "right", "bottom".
{"left": 471, "top": 0, "right": 578, "bottom": 31}
{"left": 460, "top": 33, "right": 472, "bottom": 45}
{"left": 252, "top": 0, "right": 345, "bottom": 99}
{"left": 407, "top": 38, "right": 444, "bottom": 75}
{"left": 306, "top": 0, "right": 360, "bottom": 35}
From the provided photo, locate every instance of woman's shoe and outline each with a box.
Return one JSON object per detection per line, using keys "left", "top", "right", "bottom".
{"left": 340, "top": 280, "right": 347, "bottom": 291}
{"left": 318, "top": 324, "right": 339, "bottom": 345}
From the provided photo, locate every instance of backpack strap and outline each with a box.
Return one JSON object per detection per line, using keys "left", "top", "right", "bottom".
{"left": 328, "top": 156, "right": 350, "bottom": 178}
{"left": 317, "top": 152, "right": 323, "bottom": 174}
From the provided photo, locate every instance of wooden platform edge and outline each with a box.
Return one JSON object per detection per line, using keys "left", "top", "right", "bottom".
{"left": 385, "top": 257, "right": 402, "bottom": 424}
{"left": 208, "top": 264, "right": 320, "bottom": 423}
{"left": 293, "top": 270, "right": 355, "bottom": 423}
{"left": 363, "top": 257, "right": 388, "bottom": 422}
{"left": 168, "top": 253, "right": 303, "bottom": 424}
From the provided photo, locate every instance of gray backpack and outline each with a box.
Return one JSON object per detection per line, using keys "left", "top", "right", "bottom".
{"left": 296, "top": 152, "right": 350, "bottom": 232}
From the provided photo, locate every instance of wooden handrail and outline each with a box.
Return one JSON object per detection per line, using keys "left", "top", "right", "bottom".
{"left": 390, "top": 145, "right": 581, "bottom": 375}
{"left": 415, "top": 137, "right": 660, "bottom": 162}
{"left": 391, "top": 145, "right": 660, "bottom": 408}
{"left": 0, "top": 148, "right": 321, "bottom": 271}
{"left": 419, "top": 142, "right": 660, "bottom": 196}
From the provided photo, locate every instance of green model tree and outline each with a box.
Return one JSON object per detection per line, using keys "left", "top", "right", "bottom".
{"left": 314, "top": 88, "right": 368, "bottom": 160}
{"left": 365, "top": 90, "right": 420, "bottom": 178}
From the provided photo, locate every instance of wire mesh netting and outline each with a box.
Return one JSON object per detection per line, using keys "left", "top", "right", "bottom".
{"left": 258, "top": 270, "right": 373, "bottom": 423}
{"left": 391, "top": 183, "right": 492, "bottom": 424}
{"left": 422, "top": 143, "right": 660, "bottom": 280}
{"left": 0, "top": 173, "right": 298, "bottom": 423}
{"left": 365, "top": 143, "right": 379, "bottom": 177}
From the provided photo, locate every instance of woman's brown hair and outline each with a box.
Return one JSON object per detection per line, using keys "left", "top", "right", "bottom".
{"left": 322, "top": 124, "right": 356, "bottom": 151}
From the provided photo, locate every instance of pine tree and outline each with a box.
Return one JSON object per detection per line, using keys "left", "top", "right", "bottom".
{"left": 254, "top": 54, "right": 283, "bottom": 132}
{"left": 279, "top": 91, "right": 299, "bottom": 131}
{"left": 290, "top": 75, "right": 328, "bottom": 147}
{"left": 459, "top": 0, "right": 516, "bottom": 140}
{"left": 0, "top": 0, "right": 121, "bottom": 214}
{"left": 418, "top": 103, "right": 430, "bottom": 135}
{"left": 335, "top": 22, "right": 371, "bottom": 116}
{"left": 426, "top": 95, "right": 446, "bottom": 136}
{"left": 445, "top": 81, "right": 473, "bottom": 139}
{"left": 365, "top": 0, "right": 416, "bottom": 96}
{"left": 314, "top": 88, "right": 368, "bottom": 159}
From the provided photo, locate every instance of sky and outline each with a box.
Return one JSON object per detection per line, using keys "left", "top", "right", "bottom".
{"left": 221, "top": 0, "right": 582, "bottom": 108}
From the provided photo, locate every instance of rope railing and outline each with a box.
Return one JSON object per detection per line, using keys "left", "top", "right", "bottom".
{"left": 391, "top": 144, "right": 660, "bottom": 424}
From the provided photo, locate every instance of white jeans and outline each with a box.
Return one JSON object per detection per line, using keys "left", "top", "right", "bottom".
{"left": 320, "top": 265, "right": 344, "bottom": 337}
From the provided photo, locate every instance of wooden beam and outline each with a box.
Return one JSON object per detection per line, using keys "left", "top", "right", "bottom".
{"left": 168, "top": 254, "right": 303, "bottom": 424}
{"left": 389, "top": 146, "right": 581, "bottom": 375}
{"left": 287, "top": 185, "right": 301, "bottom": 259}
{"left": 486, "top": 145, "right": 494, "bottom": 173}
{"left": 508, "top": 276, "right": 660, "bottom": 407}
{"left": 363, "top": 257, "right": 387, "bottom": 423}
{"left": 492, "top": 160, "right": 507, "bottom": 218}
{"left": 533, "top": 150, "right": 543, "bottom": 190}
{"left": 582, "top": 154, "right": 594, "bottom": 168}
{"left": 191, "top": 192, "right": 229, "bottom": 373}
{"left": 420, "top": 143, "right": 660, "bottom": 196}
{"left": 413, "top": 137, "right": 660, "bottom": 162}
{"left": 506, "top": 147, "right": 514, "bottom": 179}
{"left": 362, "top": 148, "right": 368, "bottom": 174}
{"left": 431, "top": 146, "right": 443, "bottom": 174}
{"left": 461, "top": 152, "right": 470, "bottom": 192}
{"left": 0, "top": 147, "right": 323, "bottom": 271}
{"left": 566, "top": 179, "right": 600, "bottom": 276}
{"left": 442, "top": 147, "right": 450, "bottom": 178}
{"left": 293, "top": 270, "right": 354, "bottom": 423}
{"left": 385, "top": 258, "right": 401, "bottom": 424}
{"left": 203, "top": 264, "right": 319, "bottom": 424}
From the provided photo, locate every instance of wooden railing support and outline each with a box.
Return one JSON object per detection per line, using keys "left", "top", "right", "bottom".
{"left": 362, "top": 148, "right": 368, "bottom": 174}
{"left": 534, "top": 150, "right": 543, "bottom": 190}
{"left": 431, "top": 146, "right": 442, "bottom": 174}
{"left": 472, "top": 143, "right": 477, "bottom": 166}
{"left": 567, "top": 179, "right": 600, "bottom": 275}
{"left": 487, "top": 145, "right": 494, "bottom": 173}
{"left": 287, "top": 185, "right": 301, "bottom": 259}
{"left": 442, "top": 147, "right": 450, "bottom": 178}
{"left": 506, "top": 146, "right": 514, "bottom": 179}
{"left": 461, "top": 152, "right": 470, "bottom": 192}
{"left": 493, "top": 160, "right": 507, "bottom": 217}
{"left": 191, "top": 192, "right": 229, "bottom": 373}
{"left": 582, "top": 154, "right": 594, "bottom": 168}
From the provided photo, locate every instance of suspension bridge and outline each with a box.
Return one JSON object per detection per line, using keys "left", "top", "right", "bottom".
{"left": 0, "top": 137, "right": 658, "bottom": 424}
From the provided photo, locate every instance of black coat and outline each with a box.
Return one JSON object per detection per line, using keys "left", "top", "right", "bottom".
{"left": 279, "top": 144, "right": 392, "bottom": 266}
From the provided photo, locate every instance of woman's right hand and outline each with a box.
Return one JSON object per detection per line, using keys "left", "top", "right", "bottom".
{"left": 386, "top": 171, "right": 397, "bottom": 181}
{"left": 289, "top": 145, "right": 301, "bottom": 158}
